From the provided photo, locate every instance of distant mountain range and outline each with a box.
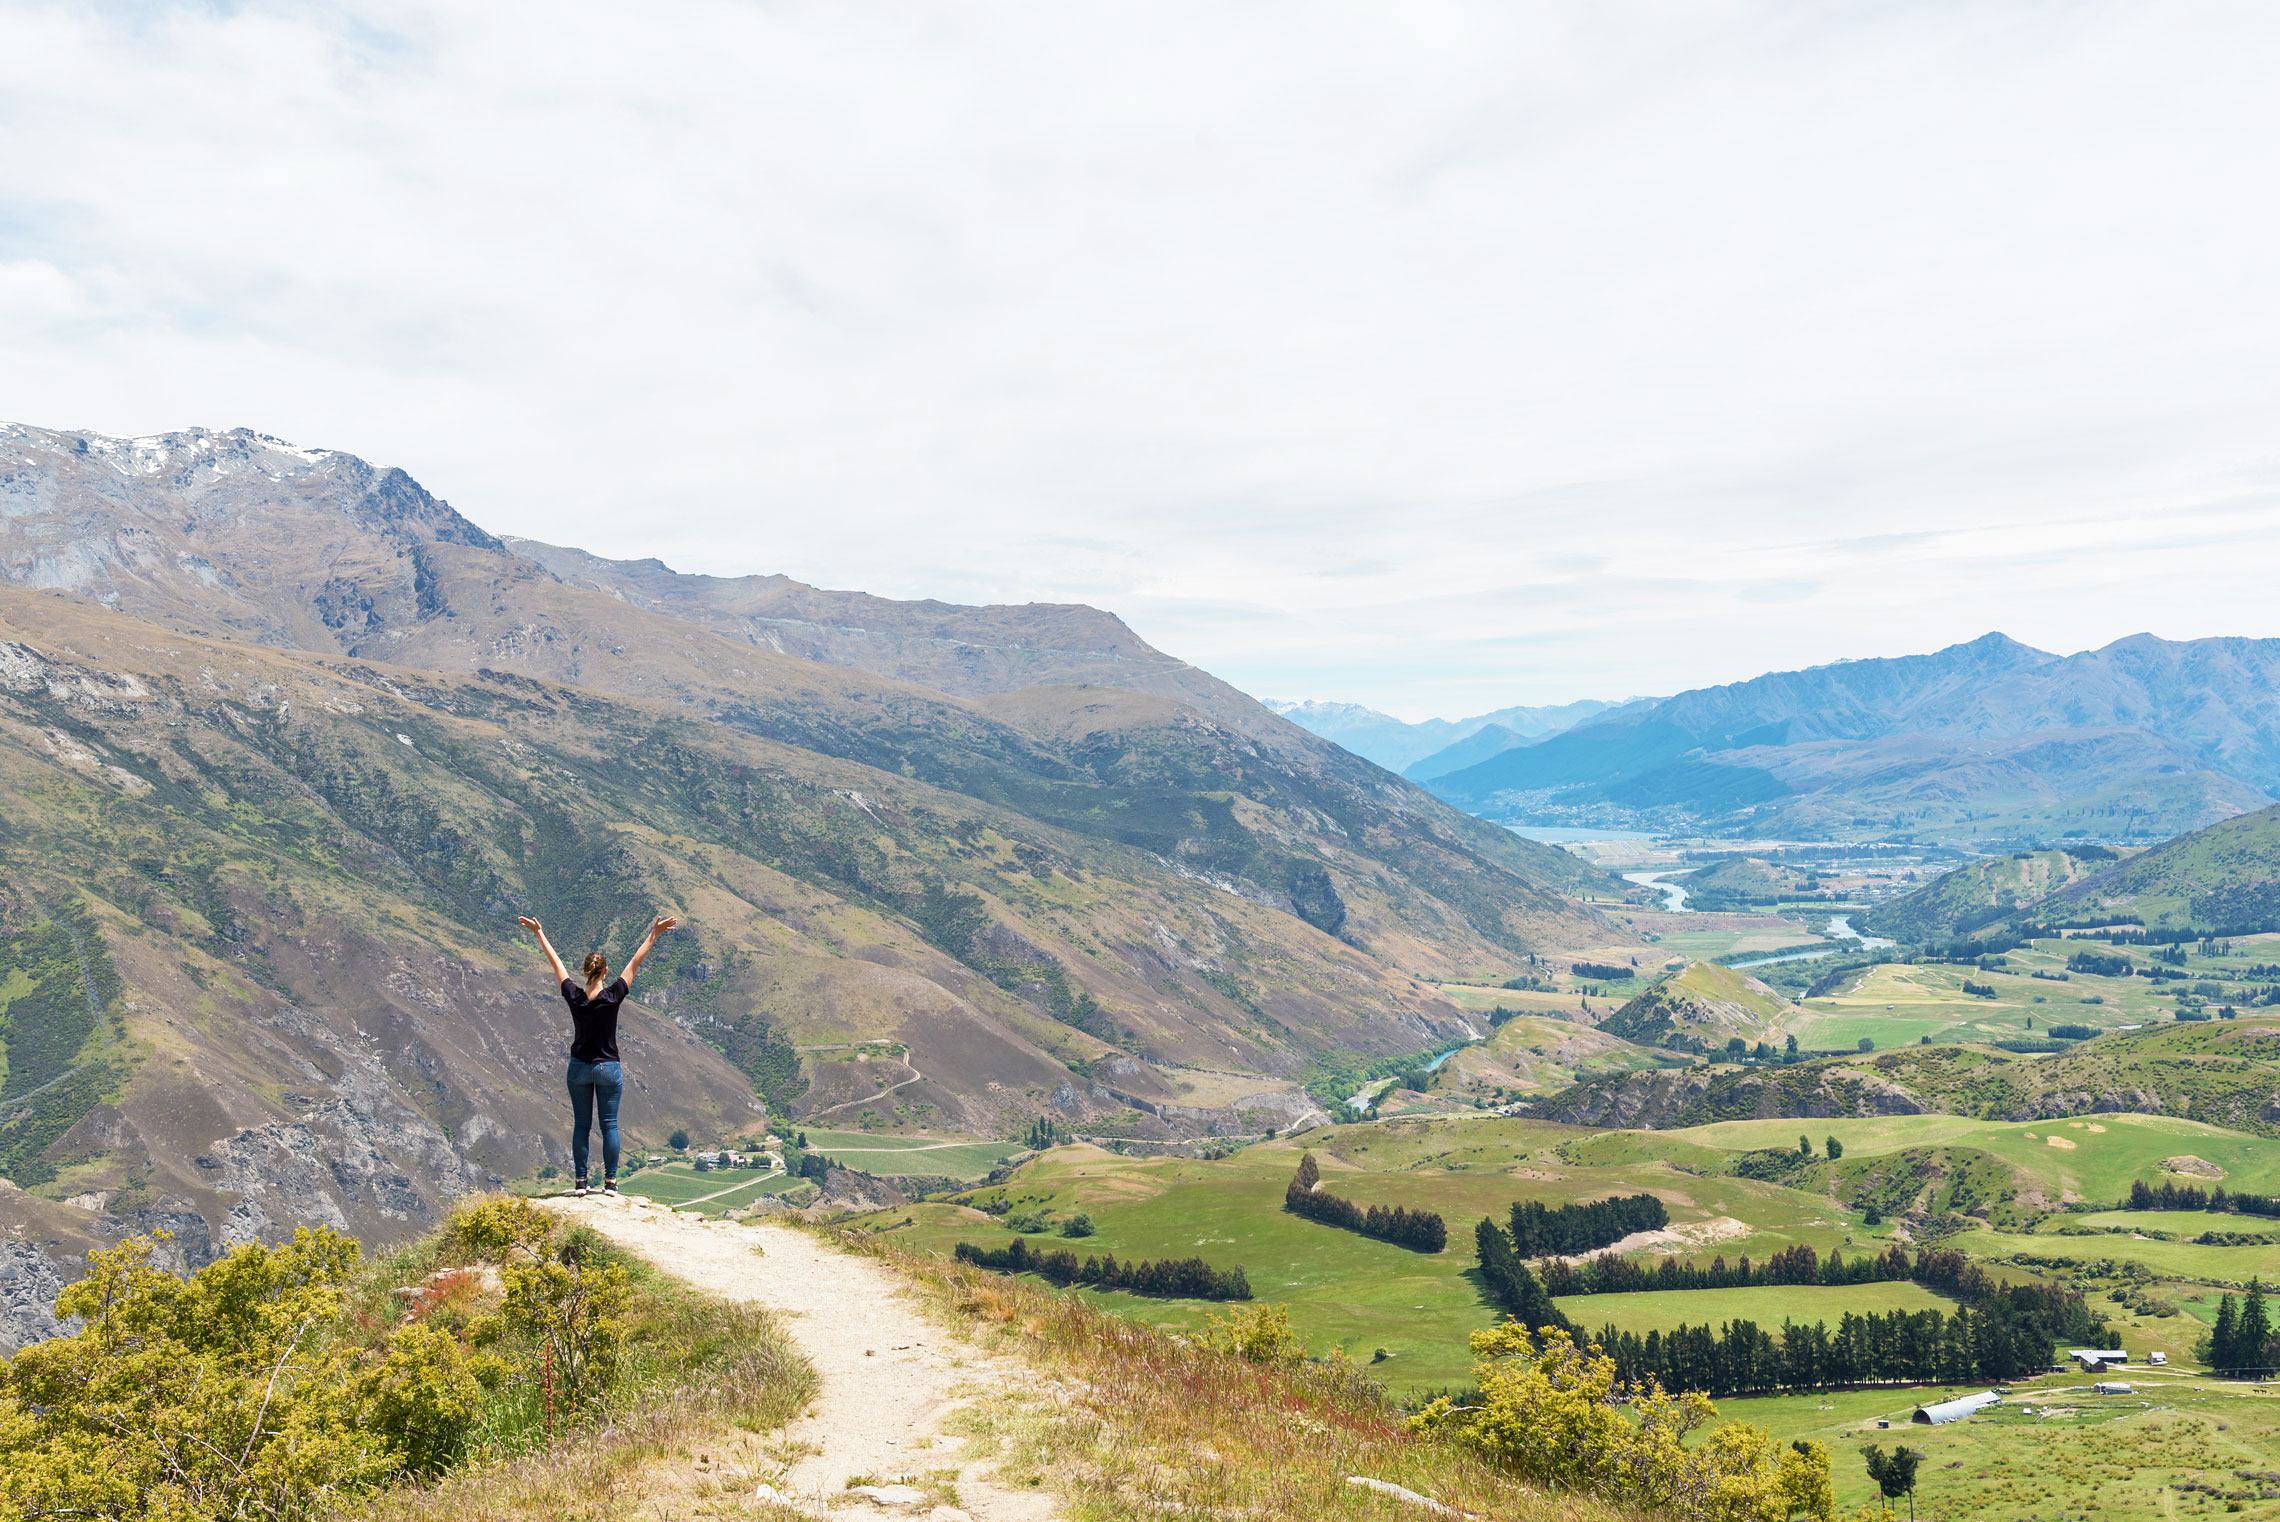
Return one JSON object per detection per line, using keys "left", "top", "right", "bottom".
{"left": 1417, "top": 632, "right": 2280, "bottom": 848}
{"left": 0, "top": 421, "right": 1613, "bottom": 1338}
{"left": 1263, "top": 696, "right": 1643, "bottom": 778}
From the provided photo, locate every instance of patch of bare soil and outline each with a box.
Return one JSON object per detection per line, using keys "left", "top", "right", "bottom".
{"left": 1538, "top": 1214, "right": 1751, "bottom": 1266}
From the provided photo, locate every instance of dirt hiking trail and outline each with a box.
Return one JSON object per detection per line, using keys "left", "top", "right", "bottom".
{"left": 552, "top": 1194, "right": 1063, "bottom": 1521}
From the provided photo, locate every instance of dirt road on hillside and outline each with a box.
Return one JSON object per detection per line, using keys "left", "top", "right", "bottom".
{"left": 552, "top": 1195, "right": 1062, "bottom": 1521}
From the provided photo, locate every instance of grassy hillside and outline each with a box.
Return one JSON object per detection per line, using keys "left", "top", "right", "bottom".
{"left": 1674, "top": 857, "right": 1811, "bottom": 911}
{"left": 1597, "top": 960, "right": 1793, "bottom": 1053}
{"left": 2037, "top": 803, "right": 2280, "bottom": 933}
{"left": 1427, "top": 1012, "right": 1677, "bottom": 1101}
{"left": 1864, "top": 846, "right": 2126, "bottom": 941}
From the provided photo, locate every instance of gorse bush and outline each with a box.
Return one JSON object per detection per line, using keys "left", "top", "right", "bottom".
{"left": 0, "top": 1196, "right": 807, "bottom": 1522}
{"left": 0, "top": 1228, "right": 456, "bottom": 1520}
{"left": 1194, "top": 1302, "right": 1306, "bottom": 1365}
{"left": 1414, "top": 1321, "right": 1837, "bottom": 1522}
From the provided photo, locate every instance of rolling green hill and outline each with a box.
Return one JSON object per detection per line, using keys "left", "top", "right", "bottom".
{"left": 1427, "top": 1012, "right": 1676, "bottom": 1099}
{"left": 1864, "top": 845, "right": 2126, "bottom": 941}
{"left": 1673, "top": 856, "right": 1813, "bottom": 910}
{"left": 2035, "top": 803, "right": 2280, "bottom": 933}
{"left": 1597, "top": 960, "right": 1793, "bottom": 1053}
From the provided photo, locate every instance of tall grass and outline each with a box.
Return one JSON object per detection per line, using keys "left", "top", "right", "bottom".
{"left": 842, "top": 1230, "right": 1634, "bottom": 1522}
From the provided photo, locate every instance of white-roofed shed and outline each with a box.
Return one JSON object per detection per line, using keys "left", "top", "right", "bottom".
{"left": 1912, "top": 1391, "right": 2001, "bottom": 1425}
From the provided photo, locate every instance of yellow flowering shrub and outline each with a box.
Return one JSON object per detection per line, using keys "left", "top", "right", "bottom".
{"left": 1413, "top": 1321, "right": 1835, "bottom": 1522}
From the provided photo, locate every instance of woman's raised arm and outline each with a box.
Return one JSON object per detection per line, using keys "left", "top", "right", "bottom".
{"left": 620, "top": 914, "right": 679, "bottom": 990}
{"left": 518, "top": 916, "right": 570, "bottom": 984}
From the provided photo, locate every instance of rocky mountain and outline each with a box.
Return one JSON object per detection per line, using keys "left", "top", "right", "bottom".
{"left": 1424, "top": 632, "right": 2280, "bottom": 847}
{"left": 1264, "top": 696, "right": 1626, "bottom": 776}
{"left": 1538, "top": 1019, "right": 2280, "bottom": 1136}
{"left": 506, "top": 536, "right": 1270, "bottom": 731}
{"left": 0, "top": 422, "right": 1619, "bottom": 1341}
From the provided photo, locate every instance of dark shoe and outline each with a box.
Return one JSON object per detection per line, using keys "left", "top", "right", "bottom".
{"left": 603, "top": 1180, "right": 619, "bottom": 1196}
{"left": 573, "top": 1181, "right": 590, "bottom": 1198}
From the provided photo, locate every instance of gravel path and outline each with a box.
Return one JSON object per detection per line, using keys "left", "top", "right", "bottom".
{"left": 551, "top": 1193, "right": 1062, "bottom": 1521}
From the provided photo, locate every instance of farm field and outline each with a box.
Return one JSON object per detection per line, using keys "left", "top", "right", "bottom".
{"left": 1715, "top": 1373, "right": 2280, "bottom": 1522}
{"left": 615, "top": 1160, "right": 803, "bottom": 1215}
{"left": 797, "top": 1128, "right": 1026, "bottom": 1180}
{"left": 2071, "top": 1208, "right": 2275, "bottom": 1236}
{"left": 852, "top": 1117, "right": 1908, "bottom": 1391}
{"left": 1963, "top": 1226, "right": 2280, "bottom": 1281}
{"left": 1556, "top": 1281, "right": 1952, "bottom": 1338}
{"left": 1644, "top": 924, "right": 1829, "bottom": 960}
{"left": 1790, "top": 933, "right": 2280, "bottom": 1049}
{"left": 839, "top": 1096, "right": 2280, "bottom": 1404}
{"left": 1657, "top": 1112, "right": 2280, "bottom": 1202}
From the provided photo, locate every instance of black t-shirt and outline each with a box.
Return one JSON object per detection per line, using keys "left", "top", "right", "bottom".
{"left": 561, "top": 976, "right": 629, "bottom": 1064}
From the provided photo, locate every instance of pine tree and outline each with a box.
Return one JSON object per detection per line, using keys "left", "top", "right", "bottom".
{"left": 1863, "top": 1445, "right": 1923, "bottom": 1522}
{"left": 1293, "top": 1152, "right": 1320, "bottom": 1192}
{"left": 2211, "top": 1293, "right": 2240, "bottom": 1374}
{"left": 2239, "top": 1278, "right": 2272, "bottom": 1376}
{"left": 1826, "top": 1136, "right": 1844, "bottom": 1160}
{"left": 1799, "top": 1134, "right": 1812, "bottom": 1156}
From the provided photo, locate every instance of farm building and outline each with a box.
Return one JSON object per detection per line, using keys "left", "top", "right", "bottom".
{"left": 1912, "top": 1391, "right": 2001, "bottom": 1425}
{"left": 2069, "top": 1348, "right": 2129, "bottom": 1371}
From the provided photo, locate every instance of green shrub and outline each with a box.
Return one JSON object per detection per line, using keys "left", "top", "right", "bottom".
{"left": 1058, "top": 1213, "right": 1096, "bottom": 1238}
{"left": 1006, "top": 1210, "right": 1052, "bottom": 1233}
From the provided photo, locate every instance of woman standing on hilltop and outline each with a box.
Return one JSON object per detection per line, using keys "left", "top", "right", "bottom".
{"left": 517, "top": 912, "right": 679, "bottom": 1197}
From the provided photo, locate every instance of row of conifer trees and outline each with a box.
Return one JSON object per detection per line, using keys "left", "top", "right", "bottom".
{"left": 2127, "top": 1179, "right": 2280, "bottom": 1218}
{"left": 1539, "top": 1242, "right": 1917, "bottom": 1296}
{"left": 1282, "top": 1152, "right": 1448, "bottom": 1251}
{"left": 952, "top": 1237, "right": 1252, "bottom": 1299}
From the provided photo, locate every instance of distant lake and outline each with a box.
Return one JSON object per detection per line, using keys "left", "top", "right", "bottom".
{"left": 1504, "top": 825, "right": 1663, "bottom": 843}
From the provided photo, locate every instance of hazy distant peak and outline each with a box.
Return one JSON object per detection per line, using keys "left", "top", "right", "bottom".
{"left": 1262, "top": 698, "right": 1405, "bottom": 725}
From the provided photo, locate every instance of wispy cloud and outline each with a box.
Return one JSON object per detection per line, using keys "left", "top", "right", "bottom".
{"left": 4, "top": 1, "right": 2279, "bottom": 719}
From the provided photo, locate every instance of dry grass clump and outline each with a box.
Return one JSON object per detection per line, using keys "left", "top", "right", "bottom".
{"left": 847, "top": 1230, "right": 1635, "bottom": 1522}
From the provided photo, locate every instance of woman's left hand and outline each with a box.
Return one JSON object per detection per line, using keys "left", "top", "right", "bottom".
{"left": 653, "top": 914, "right": 680, "bottom": 935}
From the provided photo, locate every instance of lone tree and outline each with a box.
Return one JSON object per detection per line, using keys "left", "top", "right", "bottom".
{"left": 1861, "top": 1444, "right": 1923, "bottom": 1522}
{"left": 1826, "top": 1136, "right": 1844, "bottom": 1160}
{"left": 1799, "top": 1134, "right": 1812, "bottom": 1156}
{"left": 668, "top": 1129, "right": 691, "bottom": 1151}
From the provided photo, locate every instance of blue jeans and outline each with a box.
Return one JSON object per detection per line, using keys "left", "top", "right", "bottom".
{"left": 566, "top": 1059, "right": 623, "bottom": 1182}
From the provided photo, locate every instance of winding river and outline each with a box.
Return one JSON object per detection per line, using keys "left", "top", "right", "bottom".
{"left": 1623, "top": 870, "right": 1691, "bottom": 913}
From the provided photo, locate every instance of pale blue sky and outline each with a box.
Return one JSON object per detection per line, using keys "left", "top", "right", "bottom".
{"left": 5, "top": 2, "right": 2280, "bottom": 719}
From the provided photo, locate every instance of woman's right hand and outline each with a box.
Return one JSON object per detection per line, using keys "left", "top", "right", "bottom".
{"left": 518, "top": 916, "right": 542, "bottom": 932}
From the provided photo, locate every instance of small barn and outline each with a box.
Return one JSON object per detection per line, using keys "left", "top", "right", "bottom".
{"left": 1912, "top": 1390, "right": 2001, "bottom": 1425}
{"left": 2070, "top": 1348, "right": 2129, "bottom": 1372}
